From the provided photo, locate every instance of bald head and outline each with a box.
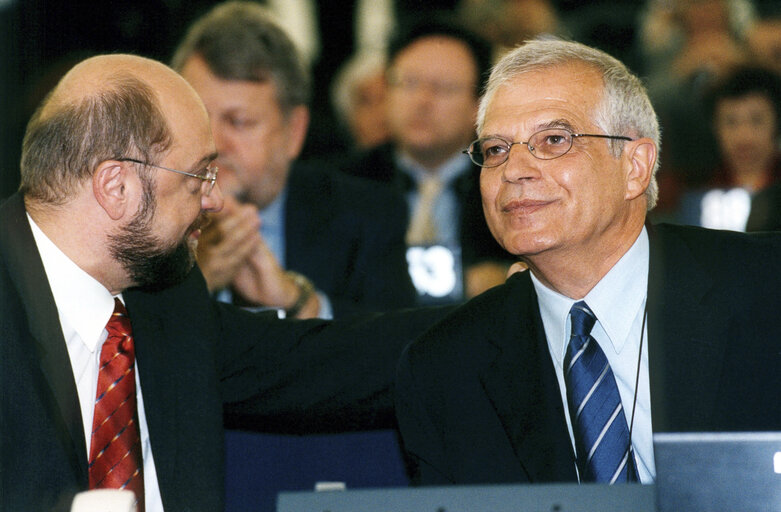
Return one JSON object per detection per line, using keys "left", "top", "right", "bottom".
{"left": 20, "top": 54, "right": 207, "bottom": 204}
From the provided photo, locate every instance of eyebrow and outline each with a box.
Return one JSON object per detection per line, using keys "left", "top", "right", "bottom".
{"left": 187, "top": 151, "right": 219, "bottom": 173}
{"left": 481, "top": 119, "right": 578, "bottom": 140}
{"left": 538, "top": 119, "right": 577, "bottom": 132}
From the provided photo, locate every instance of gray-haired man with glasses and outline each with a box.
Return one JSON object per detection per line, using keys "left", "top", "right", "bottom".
{"left": 395, "top": 38, "right": 781, "bottom": 487}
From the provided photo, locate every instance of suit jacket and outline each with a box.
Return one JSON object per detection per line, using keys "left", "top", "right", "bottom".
{"left": 747, "top": 181, "right": 781, "bottom": 232}
{"left": 283, "top": 161, "right": 415, "bottom": 317}
{"left": 395, "top": 223, "right": 781, "bottom": 485}
{"left": 338, "top": 143, "right": 511, "bottom": 268}
{"left": 0, "top": 192, "right": 449, "bottom": 510}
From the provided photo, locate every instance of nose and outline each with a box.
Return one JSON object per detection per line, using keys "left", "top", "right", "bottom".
{"left": 201, "top": 182, "right": 224, "bottom": 213}
{"left": 500, "top": 143, "right": 541, "bottom": 182}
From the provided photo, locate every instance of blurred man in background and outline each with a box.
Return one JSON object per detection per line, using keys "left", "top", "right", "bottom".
{"left": 340, "top": 17, "right": 513, "bottom": 304}
{"left": 172, "top": 1, "right": 415, "bottom": 318}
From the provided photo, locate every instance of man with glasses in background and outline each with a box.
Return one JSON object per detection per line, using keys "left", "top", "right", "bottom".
{"left": 395, "top": 38, "right": 781, "bottom": 486}
{"left": 340, "top": 17, "right": 514, "bottom": 304}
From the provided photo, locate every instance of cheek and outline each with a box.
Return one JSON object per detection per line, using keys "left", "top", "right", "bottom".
{"left": 480, "top": 172, "right": 500, "bottom": 209}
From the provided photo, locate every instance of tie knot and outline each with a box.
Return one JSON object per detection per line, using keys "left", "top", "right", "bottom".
{"left": 105, "top": 298, "right": 133, "bottom": 348}
{"left": 419, "top": 175, "right": 443, "bottom": 197}
{"left": 570, "top": 301, "right": 596, "bottom": 337}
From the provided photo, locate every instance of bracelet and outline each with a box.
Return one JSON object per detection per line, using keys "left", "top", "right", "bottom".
{"left": 284, "top": 271, "right": 315, "bottom": 318}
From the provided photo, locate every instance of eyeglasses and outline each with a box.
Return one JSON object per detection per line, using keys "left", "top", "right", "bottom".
{"left": 118, "top": 158, "right": 219, "bottom": 196}
{"left": 464, "top": 128, "right": 633, "bottom": 167}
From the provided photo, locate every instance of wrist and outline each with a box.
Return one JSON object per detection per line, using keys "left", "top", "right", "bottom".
{"left": 284, "top": 271, "right": 315, "bottom": 318}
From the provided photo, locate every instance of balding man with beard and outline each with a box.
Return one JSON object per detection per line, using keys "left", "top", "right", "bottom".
{"left": 0, "top": 53, "right": 447, "bottom": 511}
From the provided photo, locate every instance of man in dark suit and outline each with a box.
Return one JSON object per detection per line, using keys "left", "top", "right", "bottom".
{"left": 0, "top": 52, "right": 445, "bottom": 511}
{"left": 395, "top": 39, "right": 781, "bottom": 486}
{"left": 172, "top": 1, "right": 415, "bottom": 319}
{"left": 339, "top": 17, "right": 514, "bottom": 301}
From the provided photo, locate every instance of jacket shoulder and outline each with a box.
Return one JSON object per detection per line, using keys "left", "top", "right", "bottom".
{"left": 405, "top": 272, "right": 533, "bottom": 365}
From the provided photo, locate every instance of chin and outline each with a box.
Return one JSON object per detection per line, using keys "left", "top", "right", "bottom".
{"left": 501, "top": 232, "right": 555, "bottom": 258}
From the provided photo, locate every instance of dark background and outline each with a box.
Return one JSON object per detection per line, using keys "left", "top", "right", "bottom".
{"left": 0, "top": 0, "right": 647, "bottom": 200}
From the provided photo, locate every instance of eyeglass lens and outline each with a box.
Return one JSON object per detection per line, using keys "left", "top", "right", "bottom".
{"left": 470, "top": 129, "right": 576, "bottom": 167}
{"left": 201, "top": 166, "right": 218, "bottom": 196}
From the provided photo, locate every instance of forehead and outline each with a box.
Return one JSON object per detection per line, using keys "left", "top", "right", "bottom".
{"left": 392, "top": 36, "right": 478, "bottom": 80}
{"left": 481, "top": 63, "right": 604, "bottom": 136}
{"left": 159, "top": 79, "right": 215, "bottom": 160}
{"left": 182, "top": 56, "right": 281, "bottom": 115}
{"left": 716, "top": 93, "right": 776, "bottom": 117}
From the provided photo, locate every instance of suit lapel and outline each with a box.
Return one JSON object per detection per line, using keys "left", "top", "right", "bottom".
{"left": 647, "top": 225, "right": 727, "bottom": 432}
{"left": 284, "top": 164, "right": 328, "bottom": 273}
{"left": 0, "top": 193, "right": 88, "bottom": 484}
{"left": 478, "top": 274, "right": 577, "bottom": 482}
{"left": 124, "top": 289, "right": 178, "bottom": 487}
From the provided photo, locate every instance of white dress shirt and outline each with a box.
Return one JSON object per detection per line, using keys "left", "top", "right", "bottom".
{"left": 28, "top": 215, "right": 165, "bottom": 511}
{"left": 531, "top": 227, "right": 655, "bottom": 483}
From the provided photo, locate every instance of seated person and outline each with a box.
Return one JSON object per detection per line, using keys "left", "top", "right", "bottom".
{"left": 172, "top": 2, "right": 416, "bottom": 318}
{"left": 395, "top": 38, "right": 781, "bottom": 486}
{"left": 675, "top": 66, "right": 781, "bottom": 231}
{"left": 339, "top": 17, "right": 514, "bottom": 305}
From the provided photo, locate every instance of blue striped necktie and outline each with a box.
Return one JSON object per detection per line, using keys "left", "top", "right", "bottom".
{"left": 565, "top": 301, "right": 637, "bottom": 483}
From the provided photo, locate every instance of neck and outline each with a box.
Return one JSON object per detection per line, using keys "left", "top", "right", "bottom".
{"left": 524, "top": 215, "right": 645, "bottom": 300}
{"left": 25, "top": 196, "right": 129, "bottom": 295}
{"left": 401, "top": 143, "right": 466, "bottom": 172}
{"left": 729, "top": 158, "right": 773, "bottom": 191}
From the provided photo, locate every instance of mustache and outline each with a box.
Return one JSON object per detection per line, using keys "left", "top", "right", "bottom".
{"left": 190, "top": 212, "right": 211, "bottom": 233}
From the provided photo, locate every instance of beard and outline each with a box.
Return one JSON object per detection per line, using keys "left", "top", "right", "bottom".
{"left": 108, "top": 183, "right": 207, "bottom": 292}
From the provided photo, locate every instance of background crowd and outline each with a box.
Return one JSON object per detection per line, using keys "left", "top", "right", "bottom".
{"left": 1, "top": 0, "right": 780, "bottom": 231}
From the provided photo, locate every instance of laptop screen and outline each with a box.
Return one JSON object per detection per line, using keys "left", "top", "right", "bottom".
{"left": 654, "top": 431, "right": 781, "bottom": 512}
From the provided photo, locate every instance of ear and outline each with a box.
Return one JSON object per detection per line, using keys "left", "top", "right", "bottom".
{"left": 92, "top": 160, "right": 136, "bottom": 220}
{"left": 284, "top": 105, "right": 310, "bottom": 161}
{"left": 623, "top": 137, "right": 657, "bottom": 202}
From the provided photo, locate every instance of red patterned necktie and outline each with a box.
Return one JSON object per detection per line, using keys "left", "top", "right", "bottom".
{"left": 88, "top": 298, "right": 145, "bottom": 511}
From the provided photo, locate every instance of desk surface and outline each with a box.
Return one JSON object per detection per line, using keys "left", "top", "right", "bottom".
{"left": 278, "top": 483, "right": 656, "bottom": 512}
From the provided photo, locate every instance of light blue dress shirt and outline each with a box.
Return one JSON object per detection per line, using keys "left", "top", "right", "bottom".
{"left": 217, "top": 187, "right": 333, "bottom": 319}
{"left": 532, "top": 227, "right": 655, "bottom": 483}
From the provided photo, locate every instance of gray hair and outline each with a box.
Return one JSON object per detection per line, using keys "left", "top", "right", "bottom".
{"left": 478, "top": 39, "right": 661, "bottom": 210}
{"left": 171, "top": 0, "right": 311, "bottom": 114}
{"left": 20, "top": 74, "right": 171, "bottom": 204}
{"left": 330, "top": 52, "right": 386, "bottom": 129}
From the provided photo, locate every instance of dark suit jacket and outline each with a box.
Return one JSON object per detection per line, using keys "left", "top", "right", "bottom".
{"left": 0, "top": 192, "right": 448, "bottom": 510}
{"left": 395, "top": 223, "right": 781, "bottom": 485}
{"left": 747, "top": 181, "right": 781, "bottom": 232}
{"left": 283, "top": 161, "right": 415, "bottom": 317}
{"left": 338, "top": 143, "right": 511, "bottom": 268}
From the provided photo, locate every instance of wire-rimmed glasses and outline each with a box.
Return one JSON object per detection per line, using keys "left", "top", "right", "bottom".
{"left": 464, "top": 128, "right": 633, "bottom": 168}
{"left": 118, "top": 157, "right": 219, "bottom": 196}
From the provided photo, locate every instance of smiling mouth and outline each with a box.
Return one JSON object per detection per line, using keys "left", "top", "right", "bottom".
{"left": 502, "top": 199, "right": 552, "bottom": 214}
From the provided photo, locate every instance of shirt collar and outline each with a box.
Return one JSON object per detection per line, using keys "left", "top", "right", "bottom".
{"left": 258, "top": 185, "right": 287, "bottom": 229}
{"left": 28, "top": 214, "right": 118, "bottom": 353}
{"left": 395, "top": 150, "right": 472, "bottom": 186}
{"left": 533, "top": 227, "right": 649, "bottom": 365}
